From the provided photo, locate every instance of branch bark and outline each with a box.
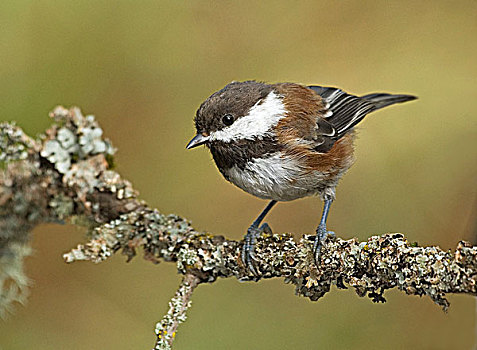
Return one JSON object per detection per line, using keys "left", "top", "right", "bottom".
{"left": 1, "top": 107, "right": 476, "bottom": 347}
{"left": 154, "top": 273, "right": 201, "bottom": 350}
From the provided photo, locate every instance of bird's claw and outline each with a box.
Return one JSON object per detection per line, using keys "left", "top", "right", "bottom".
{"left": 313, "top": 224, "right": 335, "bottom": 264}
{"left": 259, "top": 222, "right": 272, "bottom": 235}
{"left": 240, "top": 223, "right": 272, "bottom": 279}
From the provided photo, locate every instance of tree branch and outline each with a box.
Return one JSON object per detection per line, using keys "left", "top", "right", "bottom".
{"left": 154, "top": 273, "right": 201, "bottom": 350}
{"left": 1, "top": 107, "right": 476, "bottom": 347}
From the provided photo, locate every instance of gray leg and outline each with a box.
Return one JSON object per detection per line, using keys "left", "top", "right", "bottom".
{"left": 242, "top": 200, "right": 277, "bottom": 276}
{"left": 313, "top": 199, "right": 335, "bottom": 263}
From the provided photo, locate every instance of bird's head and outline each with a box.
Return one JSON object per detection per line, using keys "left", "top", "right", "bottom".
{"left": 186, "top": 81, "right": 286, "bottom": 149}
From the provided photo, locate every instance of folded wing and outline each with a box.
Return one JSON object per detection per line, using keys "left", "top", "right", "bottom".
{"left": 308, "top": 85, "right": 416, "bottom": 152}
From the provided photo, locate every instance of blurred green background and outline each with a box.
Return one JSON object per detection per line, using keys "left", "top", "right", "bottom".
{"left": 1, "top": 1, "right": 477, "bottom": 349}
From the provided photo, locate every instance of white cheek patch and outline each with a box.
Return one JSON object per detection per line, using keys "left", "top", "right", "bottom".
{"left": 209, "top": 91, "right": 286, "bottom": 142}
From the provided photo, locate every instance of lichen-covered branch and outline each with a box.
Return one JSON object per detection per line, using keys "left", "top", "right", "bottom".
{"left": 154, "top": 273, "right": 200, "bottom": 350}
{"left": 1, "top": 107, "right": 476, "bottom": 347}
{"left": 0, "top": 107, "right": 141, "bottom": 318}
{"left": 62, "top": 208, "right": 477, "bottom": 311}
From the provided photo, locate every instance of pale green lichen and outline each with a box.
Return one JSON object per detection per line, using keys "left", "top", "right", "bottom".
{"left": 40, "top": 107, "right": 115, "bottom": 174}
{"left": 41, "top": 139, "right": 72, "bottom": 173}
{"left": 78, "top": 124, "right": 107, "bottom": 154}
{"left": 0, "top": 122, "right": 32, "bottom": 166}
{"left": 176, "top": 246, "right": 199, "bottom": 271}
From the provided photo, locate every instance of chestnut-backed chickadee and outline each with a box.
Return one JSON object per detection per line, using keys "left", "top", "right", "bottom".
{"left": 187, "top": 81, "right": 416, "bottom": 275}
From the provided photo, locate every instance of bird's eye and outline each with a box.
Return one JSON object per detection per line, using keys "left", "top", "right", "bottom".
{"left": 222, "top": 114, "right": 234, "bottom": 126}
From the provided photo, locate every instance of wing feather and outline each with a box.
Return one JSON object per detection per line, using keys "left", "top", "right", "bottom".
{"left": 309, "top": 86, "right": 375, "bottom": 136}
{"left": 307, "top": 85, "right": 415, "bottom": 152}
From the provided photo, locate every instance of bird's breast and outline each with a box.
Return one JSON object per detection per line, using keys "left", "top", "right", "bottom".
{"left": 222, "top": 152, "right": 330, "bottom": 201}
{"left": 209, "top": 134, "right": 355, "bottom": 201}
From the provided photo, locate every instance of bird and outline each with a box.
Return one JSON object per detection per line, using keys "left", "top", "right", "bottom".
{"left": 186, "top": 81, "right": 416, "bottom": 276}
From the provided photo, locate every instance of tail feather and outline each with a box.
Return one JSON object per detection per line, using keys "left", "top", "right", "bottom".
{"left": 361, "top": 93, "right": 417, "bottom": 110}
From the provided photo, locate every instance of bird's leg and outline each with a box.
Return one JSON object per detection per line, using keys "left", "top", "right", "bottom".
{"left": 313, "top": 199, "right": 335, "bottom": 263}
{"left": 242, "top": 200, "right": 277, "bottom": 276}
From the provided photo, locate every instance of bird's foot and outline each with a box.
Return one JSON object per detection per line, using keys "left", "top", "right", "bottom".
{"left": 313, "top": 224, "right": 335, "bottom": 264}
{"left": 240, "top": 223, "right": 272, "bottom": 280}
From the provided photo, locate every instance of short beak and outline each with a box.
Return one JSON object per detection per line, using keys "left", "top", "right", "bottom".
{"left": 186, "top": 134, "right": 210, "bottom": 149}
